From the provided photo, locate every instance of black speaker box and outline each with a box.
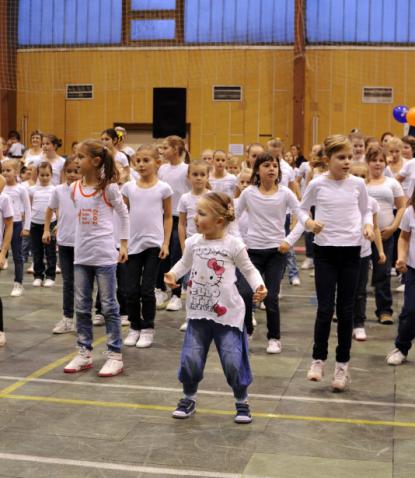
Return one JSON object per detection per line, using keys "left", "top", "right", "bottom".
{"left": 153, "top": 88, "right": 186, "bottom": 138}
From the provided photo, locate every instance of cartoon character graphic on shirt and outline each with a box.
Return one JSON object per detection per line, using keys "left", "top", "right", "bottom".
{"left": 188, "top": 252, "right": 227, "bottom": 317}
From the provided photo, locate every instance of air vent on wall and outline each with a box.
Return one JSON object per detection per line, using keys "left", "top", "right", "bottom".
{"left": 362, "top": 86, "right": 393, "bottom": 104}
{"left": 66, "top": 84, "right": 94, "bottom": 100}
{"left": 213, "top": 86, "right": 242, "bottom": 102}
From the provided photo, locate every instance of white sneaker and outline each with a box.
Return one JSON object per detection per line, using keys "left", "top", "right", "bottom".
{"left": 301, "top": 257, "right": 314, "bottom": 270}
{"left": 353, "top": 327, "right": 367, "bottom": 341}
{"left": 53, "top": 317, "right": 75, "bottom": 334}
{"left": 1, "top": 259, "right": 8, "bottom": 270}
{"left": 124, "top": 329, "right": 140, "bottom": 346}
{"left": 136, "top": 329, "right": 154, "bottom": 348}
{"left": 252, "top": 313, "right": 257, "bottom": 327}
{"left": 331, "top": 362, "right": 351, "bottom": 392}
{"left": 291, "top": 276, "right": 301, "bottom": 286}
{"left": 386, "top": 348, "right": 407, "bottom": 366}
{"left": 32, "top": 278, "right": 42, "bottom": 287}
{"left": 0, "top": 331, "right": 6, "bottom": 347}
{"left": 43, "top": 279, "right": 55, "bottom": 287}
{"left": 64, "top": 348, "right": 93, "bottom": 373}
{"left": 180, "top": 322, "right": 188, "bottom": 332}
{"left": 307, "top": 359, "right": 325, "bottom": 381}
{"left": 56, "top": 265, "right": 61, "bottom": 274}
{"left": 10, "top": 282, "right": 24, "bottom": 297}
{"left": 166, "top": 296, "right": 182, "bottom": 311}
{"left": 266, "top": 339, "right": 282, "bottom": 354}
{"left": 309, "top": 270, "right": 315, "bottom": 278}
{"left": 391, "top": 267, "right": 398, "bottom": 277}
{"left": 155, "top": 288, "right": 169, "bottom": 310}
{"left": 120, "top": 315, "right": 130, "bottom": 326}
{"left": 92, "top": 314, "right": 105, "bottom": 326}
{"left": 98, "top": 351, "right": 124, "bottom": 377}
{"left": 396, "top": 284, "right": 405, "bottom": 293}
{"left": 259, "top": 302, "right": 266, "bottom": 310}
{"left": 26, "top": 263, "right": 34, "bottom": 274}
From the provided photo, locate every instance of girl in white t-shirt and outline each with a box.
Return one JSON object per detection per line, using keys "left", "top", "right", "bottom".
{"left": 32, "top": 134, "right": 65, "bottom": 186}
{"left": 165, "top": 192, "right": 267, "bottom": 423}
{"left": 63, "top": 140, "right": 129, "bottom": 378}
{"left": 209, "top": 150, "right": 237, "bottom": 198}
{"left": 122, "top": 144, "right": 173, "bottom": 348}
{"left": 386, "top": 190, "right": 415, "bottom": 365}
{"left": 23, "top": 130, "right": 43, "bottom": 167}
{"left": 101, "top": 129, "right": 130, "bottom": 177}
{"left": 43, "top": 157, "right": 81, "bottom": 334}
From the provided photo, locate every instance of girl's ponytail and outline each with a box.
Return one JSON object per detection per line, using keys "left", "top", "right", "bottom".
{"left": 79, "top": 140, "right": 119, "bottom": 191}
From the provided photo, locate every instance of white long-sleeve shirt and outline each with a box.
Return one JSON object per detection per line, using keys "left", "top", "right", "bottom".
{"left": 3, "top": 184, "right": 31, "bottom": 229}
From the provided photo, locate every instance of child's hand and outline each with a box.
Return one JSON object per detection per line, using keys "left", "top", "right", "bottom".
{"left": 164, "top": 272, "right": 178, "bottom": 289}
{"left": 278, "top": 241, "right": 291, "bottom": 254}
{"left": 378, "top": 252, "right": 386, "bottom": 265}
{"left": 159, "top": 243, "right": 169, "bottom": 259}
{"left": 381, "top": 227, "right": 394, "bottom": 240}
{"left": 21, "top": 229, "right": 30, "bottom": 237}
{"left": 0, "top": 253, "right": 6, "bottom": 269}
{"left": 253, "top": 284, "right": 267, "bottom": 303}
{"left": 118, "top": 245, "right": 128, "bottom": 263}
{"left": 363, "top": 224, "right": 374, "bottom": 241}
{"left": 306, "top": 219, "right": 324, "bottom": 234}
{"left": 396, "top": 258, "right": 407, "bottom": 274}
{"left": 42, "top": 231, "right": 51, "bottom": 244}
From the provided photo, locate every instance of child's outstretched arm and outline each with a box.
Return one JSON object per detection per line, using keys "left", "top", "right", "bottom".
{"left": 164, "top": 238, "right": 194, "bottom": 289}
{"left": 372, "top": 212, "right": 386, "bottom": 264}
{"left": 396, "top": 230, "right": 410, "bottom": 274}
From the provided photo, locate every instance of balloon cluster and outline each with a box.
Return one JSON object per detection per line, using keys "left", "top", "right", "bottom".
{"left": 393, "top": 105, "right": 415, "bottom": 126}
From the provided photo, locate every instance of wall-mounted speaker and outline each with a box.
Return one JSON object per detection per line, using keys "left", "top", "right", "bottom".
{"left": 153, "top": 87, "right": 186, "bottom": 138}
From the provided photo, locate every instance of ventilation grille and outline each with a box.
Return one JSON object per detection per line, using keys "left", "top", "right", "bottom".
{"left": 213, "top": 86, "right": 242, "bottom": 102}
{"left": 66, "top": 84, "right": 94, "bottom": 100}
{"left": 362, "top": 87, "right": 393, "bottom": 104}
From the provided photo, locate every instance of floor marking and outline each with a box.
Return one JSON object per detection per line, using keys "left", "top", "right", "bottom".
{"left": 4, "top": 393, "right": 415, "bottom": 429}
{"left": 0, "top": 452, "right": 250, "bottom": 478}
{"left": 0, "top": 336, "right": 107, "bottom": 397}
{"left": 0, "top": 375, "right": 413, "bottom": 409}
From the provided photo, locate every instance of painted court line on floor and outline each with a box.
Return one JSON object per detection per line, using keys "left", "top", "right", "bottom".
{"left": 0, "top": 375, "right": 414, "bottom": 410}
{"left": 3, "top": 393, "right": 415, "bottom": 429}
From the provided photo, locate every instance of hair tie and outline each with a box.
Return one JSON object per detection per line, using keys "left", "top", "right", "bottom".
{"left": 116, "top": 131, "right": 123, "bottom": 140}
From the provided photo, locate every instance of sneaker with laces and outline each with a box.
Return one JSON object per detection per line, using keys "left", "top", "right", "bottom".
{"left": 0, "top": 331, "right": 6, "bottom": 347}
{"left": 179, "top": 321, "right": 188, "bottom": 332}
{"left": 166, "top": 295, "right": 182, "bottom": 311}
{"left": 353, "top": 327, "right": 367, "bottom": 341}
{"left": 93, "top": 314, "right": 105, "bottom": 326}
{"left": 120, "top": 315, "right": 130, "bottom": 326}
{"left": 32, "top": 278, "right": 42, "bottom": 287}
{"left": 136, "top": 329, "right": 154, "bottom": 348}
{"left": 124, "top": 329, "right": 140, "bottom": 346}
{"left": 98, "top": 351, "right": 124, "bottom": 377}
{"left": 266, "top": 339, "right": 282, "bottom": 354}
{"left": 301, "top": 257, "right": 314, "bottom": 270}
{"left": 291, "top": 276, "right": 301, "bottom": 286}
{"left": 172, "top": 398, "right": 196, "bottom": 419}
{"left": 64, "top": 349, "right": 93, "bottom": 373}
{"left": 234, "top": 402, "right": 252, "bottom": 424}
{"left": 331, "top": 362, "right": 351, "bottom": 392}
{"left": 379, "top": 314, "right": 394, "bottom": 325}
{"left": 155, "top": 289, "right": 169, "bottom": 310}
{"left": 307, "top": 359, "right": 325, "bottom": 381}
{"left": 53, "top": 317, "right": 75, "bottom": 334}
{"left": 386, "top": 348, "right": 407, "bottom": 366}
{"left": 43, "top": 278, "right": 55, "bottom": 288}
{"left": 10, "top": 282, "right": 24, "bottom": 297}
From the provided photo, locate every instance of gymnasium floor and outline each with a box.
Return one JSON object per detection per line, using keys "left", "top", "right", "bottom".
{"left": 0, "top": 257, "right": 412, "bottom": 478}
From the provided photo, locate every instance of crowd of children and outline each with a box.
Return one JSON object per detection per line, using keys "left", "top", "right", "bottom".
{"left": 0, "top": 127, "right": 415, "bottom": 424}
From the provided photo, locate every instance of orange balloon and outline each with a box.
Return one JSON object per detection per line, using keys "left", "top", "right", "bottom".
{"left": 406, "top": 107, "right": 415, "bottom": 126}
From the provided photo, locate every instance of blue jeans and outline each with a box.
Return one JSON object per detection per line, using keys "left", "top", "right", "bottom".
{"left": 179, "top": 319, "right": 252, "bottom": 401}
{"left": 284, "top": 214, "right": 299, "bottom": 280}
{"left": 11, "top": 221, "right": 23, "bottom": 283}
{"left": 59, "top": 246, "right": 74, "bottom": 318}
{"left": 22, "top": 235, "right": 31, "bottom": 262}
{"left": 395, "top": 267, "right": 415, "bottom": 355}
{"left": 371, "top": 236, "right": 394, "bottom": 317}
{"left": 74, "top": 264, "right": 121, "bottom": 353}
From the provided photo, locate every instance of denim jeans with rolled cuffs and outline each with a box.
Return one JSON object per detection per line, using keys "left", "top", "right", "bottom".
{"left": 30, "top": 222, "right": 57, "bottom": 280}
{"left": 179, "top": 319, "right": 252, "bottom": 401}
{"left": 313, "top": 245, "right": 361, "bottom": 363}
{"left": 371, "top": 236, "right": 394, "bottom": 318}
{"left": 353, "top": 256, "right": 371, "bottom": 328}
{"left": 59, "top": 246, "right": 75, "bottom": 318}
{"left": 11, "top": 221, "right": 24, "bottom": 283}
{"left": 74, "top": 264, "right": 122, "bottom": 353}
{"left": 395, "top": 267, "right": 415, "bottom": 356}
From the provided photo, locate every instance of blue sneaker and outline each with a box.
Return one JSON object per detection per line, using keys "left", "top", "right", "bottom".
{"left": 172, "top": 398, "right": 196, "bottom": 419}
{"left": 234, "top": 402, "right": 252, "bottom": 424}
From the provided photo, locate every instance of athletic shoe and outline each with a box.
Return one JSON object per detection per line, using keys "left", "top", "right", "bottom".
{"left": 155, "top": 289, "right": 169, "bottom": 310}
{"left": 92, "top": 314, "right": 105, "bottom": 326}
{"left": 120, "top": 315, "right": 130, "bottom": 326}
{"left": 307, "top": 359, "right": 325, "bottom": 381}
{"left": 396, "top": 284, "right": 405, "bottom": 293}
{"left": 172, "top": 398, "right": 196, "bottom": 419}
{"left": 391, "top": 267, "right": 398, "bottom": 277}
{"left": 234, "top": 402, "right": 252, "bottom": 424}
{"left": 166, "top": 296, "right": 182, "bottom": 311}
{"left": 379, "top": 314, "right": 394, "bottom": 325}
{"left": 43, "top": 279, "right": 55, "bottom": 288}
{"left": 1, "top": 259, "right": 8, "bottom": 270}
{"left": 136, "top": 329, "right": 154, "bottom": 348}
{"left": 56, "top": 265, "right": 61, "bottom": 274}
{"left": 53, "top": 317, "right": 75, "bottom": 334}
{"left": 290, "top": 276, "right": 301, "bottom": 286}
{"left": 98, "top": 351, "right": 124, "bottom": 377}
{"left": 10, "top": 282, "right": 24, "bottom": 297}
{"left": 32, "top": 278, "right": 42, "bottom": 287}
{"left": 386, "top": 348, "right": 407, "bottom": 366}
{"left": 252, "top": 313, "right": 257, "bottom": 327}
{"left": 301, "top": 257, "right": 314, "bottom": 270}
{"left": 124, "top": 329, "right": 140, "bottom": 346}
{"left": 353, "top": 327, "right": 367, "bottom": 341}
{"left": 64, "top": 348, "right": 93, "bottom": 373}
{"left": 259, "top": 302, "right": 266, "bottom": 310}
{"left": 309, "top": 270, "right": 315, "bottom": 278}
{"left": 0, "top": 331, "right": 6, "bottom": 347}
{"left": 331, "top": 362, "right": 350, "bottom": 392}
{"left": 26, "top": 263, "right": 34, "bottom": 274}
{"left": 266, "top": 339, "right": 282, "bottom": 354}
{"left": 180, "top": 322, "right": 188, "bottom": 332}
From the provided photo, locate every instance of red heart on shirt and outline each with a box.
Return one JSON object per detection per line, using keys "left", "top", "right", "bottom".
{"left": 213, "top": 304, "right": 227, "bottom": 317}
{"left": 187, "top": 280, "right": 192, "bottom": 287}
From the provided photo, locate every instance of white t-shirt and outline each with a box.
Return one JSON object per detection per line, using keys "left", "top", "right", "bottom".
{"left": 158, "top": 162, "right": 189, "bottom": 216}
{"left": 280, "top": 159, "right": 296, "bottom": 187}
{"left": 3, "top": 184, "right": 31, "bottom": 229}
{"left": 298, "top": 173, "right": 369, "bottom": 247}
{"left": 170, "top": 233, "right": 264, "bottom": 331}
{"left": 29, "top": 184, "right": 56, "bottom": 225}
{"left": 237, "top": 185, "right": 303, "bottom": 249}
{"left": 24, "top": 151, "right": 43, "bottom": 166}
{"left": 297, "top": 161, "right": 311, "bottom": 195}
{"left": 121, "top": 145, "right": 135, "bottom": 158}
{"left": 400, "top": 206, "right": 415, "bottom": 269}
{"left": 71, "top": 181, "right": 129, "bottom": 266}
{"left": 209, "top": 173, "right": 237, "bottom": 197}
{"left": 48, "top": 183, "right": 77, "bottom": 247}
{"left": 8, "top": 143, "right": 25, "bottom": 157}
{"left": 399, "top": 158, "right": 415, "bottom": 198}
{"left": 366, "top": 177, "right": 404, "bottom": 230}
{"left": 115, "top": 151, "right": 129, "bottom": 168}
{"left": 361, "top": 197, "right": 380, "bottom": 258}
{"left": 178, "top": 192, "right": 202, "bottom": 238}
{"left": 0, "top": 195, "right": 14, "bottom": 247}
{"left": 33, "top": 156, "right": 65, "bottom": 186}
{"left": 121, "top": 180, "right": 172, "bottom": 255}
